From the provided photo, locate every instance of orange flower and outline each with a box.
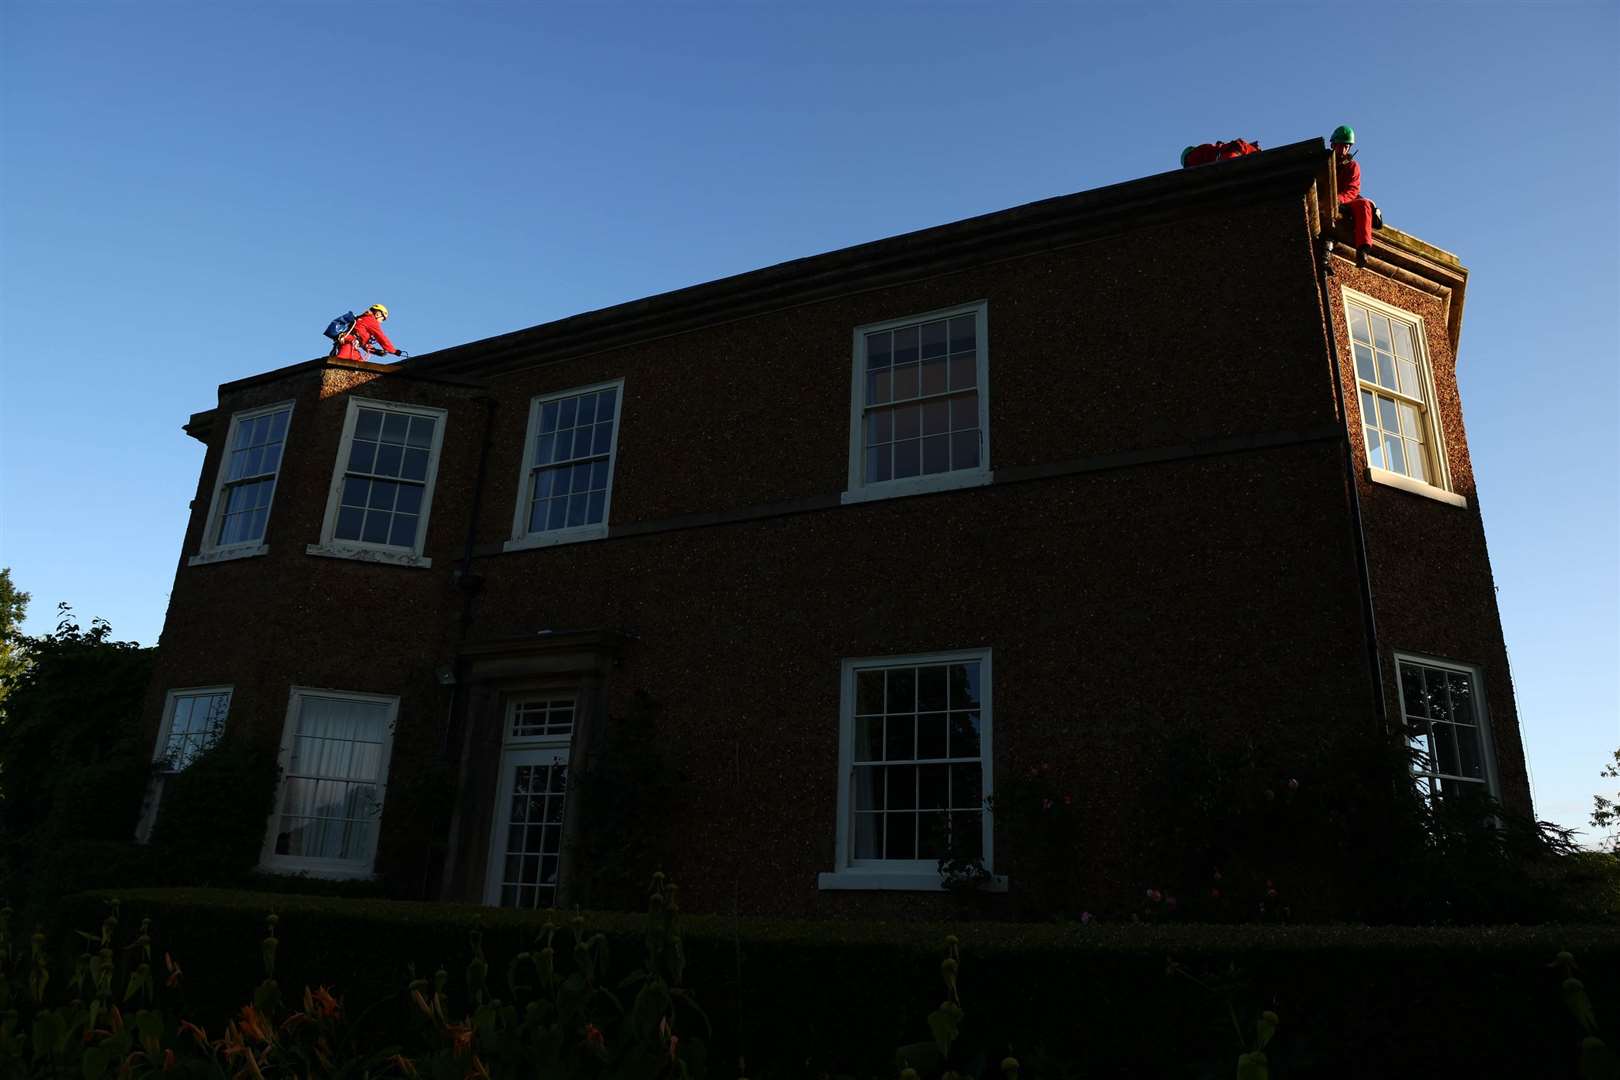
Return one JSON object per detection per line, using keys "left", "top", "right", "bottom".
{"left": 449, "top": 1022, "right": 474, "bottom": 1056}
{"left": 164, "top": 953, "right": 183, "bottom": 989}
{"left": 312, "top": 985, "right": 341, "bottom": 1018}
{"left": 388, "top": 1053, "right": 420, "bottom": 1078}
{"left": 179, "top": 1020, "right": 208, "bottom": 1046}
{"left": 236, "top": 1005, "right": 271, "bottom": 1044}
{"left": 163, "top": 1049, "right": 176, "bottom": 1072}
{"left": 584, "top": 1023, "right": 605, "bottom": 1052}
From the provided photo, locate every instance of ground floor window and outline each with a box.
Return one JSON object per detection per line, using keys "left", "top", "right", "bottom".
{"left": 261, "top": 688, "right": 397, "bottom": 878}
{"left": 1395, "top": 654, "right": 1496, "bottom": 800}
{"left": 485, "top": 694, "right": 575, "bottom": 908}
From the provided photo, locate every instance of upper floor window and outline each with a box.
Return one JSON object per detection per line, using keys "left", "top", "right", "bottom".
{"left": 1344, "top": 291, "right": 1460, "bottom": 504}
{"left": 1396, "top": 655, "right": 1497, "bottom": 801}
{"left": 506, "top": 381, "right": 623, "bottom": 551}
{"left": 843, "top": 303, "right": 990, "bottom": 504}
{"left": 309, "top": 398, "right": 447, "bottom": 568}
{"left": 821, "top": 649, "right": 995, "bottom": 891}
{"left": 261, "top": 687, "right": 398, "bottom": 878}
{"left": 191, "top": 403, "right": 293, "bottom": 564}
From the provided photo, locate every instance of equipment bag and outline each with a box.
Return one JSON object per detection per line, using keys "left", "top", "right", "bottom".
{"left": 324, "top": 311, "right": 358, "bottom": 341}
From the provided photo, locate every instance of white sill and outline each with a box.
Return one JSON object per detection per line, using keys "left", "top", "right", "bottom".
{"left": 817, "top": 870, "right": 1009, "bottom": 892}
{"left": 502, "top": 523, "right": 609, "bottom": 552}
{"left": 188, "top": 544, "right": 269, "bottom": 567}
{"left": 255, "top": 861, "right": 379, "bottom": 882}
{"left": 305, "top": 543, "right": 433, "bottom": 569}
{"left": 840, "top": 468, "right": 993, "bottom": 506}
{"left": 1368, "top": 467, "right": 1468, "bottom": 508}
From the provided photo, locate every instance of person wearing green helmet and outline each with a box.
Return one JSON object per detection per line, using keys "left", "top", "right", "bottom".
{"left": 1331, "top": 125, "right": 1378, "bottom": 266}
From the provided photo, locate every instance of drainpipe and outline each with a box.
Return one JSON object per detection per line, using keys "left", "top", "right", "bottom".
{"left": 1316, "top": 234, "right": 1390, "bottom": 732}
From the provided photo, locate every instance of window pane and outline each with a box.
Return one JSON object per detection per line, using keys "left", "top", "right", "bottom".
{"left": 1372, "top": 314, "right": 1392, "bottom": 352}
{"left": 355, "top": 409, "right": 382, "bottom": 442}
{"left": 1456, "top": 725, "right": 1485, "bottom": 779}
{"left": 853, "top": 813, "right": 882, "bottom": 858}
{"left": 558, "top": 397, "right": 577, "bottom": 430}
{"left": 853, "top": 765, "right": 881, "bottom": 809}
{"left": 1432, "top": 722, "right": 1461, "bottom": 776}
{"left": 401, "top": 448, "right": 429, "bottom": 482}
{"left": 866, "top": 331, "right": 892, "bottom": 369}
{"left": 395, "top": 484, "right": 423, "bottom": 516}
{"left": 1365, "top": 426, "right": 1384, "bottom": 469}
{"left": 376, "top": 413, "right": 406, "bottom": 444}
{"left": 348, "top": 440, "right": 377, "bottom": 474}
{"left": 368, "top": 480, "right": 398, "bottom": 510}
{"left": 1378, "top": 397, "right": 1399, "bottom": 435}
{"left": 922, "top": 435, "right": 950, "bottom": 474}
{"left": 1391, "top": 321, "right": 1414, "bottom": 359}
{"left": 540, "top": 401, "right": 560, "bottom": 434}
{"left": 374, "top": 443, "right": 403, "bottom": 477}
{"left": 572, "top": 427, "right": 592, "bottom": 459}
{"left": 389, "top": 514, "right": 418, "bottom": 547}
{"left": 1447, "top": 672, "right": 1475, "bottom": 726}
{"left": 593, "top": 422, "right": 613, "bottom": 455}
{"left": 854, "top": 717, "right": 883, "bottom": 762}
{"left": 949, "top": 353, "right": 976, "bottom": 392}
{"left": 886, "top": 668, "right": 915, "bottom": 712}
{"left": 856, "top": 670, "right": 884, "bottom": 714}
{"left": 949, "top": 711, "right": 981, "bottom": 758}
{"left": 885, "top": 714, "right": 914, "bottom": 761}
{"left": 920, "top": 320, "right": 947, "bottom": 359}
{"left": 867, "top": 410, "right": 893, "bottom": 445}
{"left": 586, "top": 491, "right": 605, "bottom": 524}
{"left": 547, "top": 498, "right": 567, "bottom": 531}
{"left": 335, "top": 506, "right": 364, "bottom": 540}
{"left": 918, "top": 812, "right": 948, "bottom": 858}
{"left": 885, "top": 813, "right": 916, "bottom": 859}
{"left": 918, "top": 763, "right": 949, "bottom": 808}
{"left": 950, "top": 764, "right": 983, "bottom": 810}
{"left": 1353, "top": 343, "right": 1376, "bottom": 383}
{"left": 951, "top": 431, "right": 980, "bottom": 470}
{"left": 865, "top": 445, "right": 891, "bottom": 483}
{"left": 1408, "top": 442, "right": 1429, "bottom": 483}
{"left": 949, "top": 811, "right": 983, "bottom": 858}
{"left": 1400, "top": 664, "right": 1427, "bottom": 717}
{"left": 950, "top": 392, "right": 978, "bottom": 430}
{"left": 596, "top": 388, "right": 616, "bottom": 421}
{"left": 894, "top": 439, "right": 921, "bottom": 478}
{"left": 341, "top": 477, "right": 369, "bottom": 508}
{"left": 407, "top": 416, "right": 435, "bottom": 448}
{"left": 361, "top": 511, "right": 390, "bottom": 544}
{"left": 577, "top": 394, "right": 597, "bottom": 426}
{"left": 1398, "top": 403, "right": 1420, "bottom": 439}
{"left": 567, "top": 492, "right": 589, "bottom": 528}
{"left": 921, "top": 357, "right": 948, "bottom": 396}
{"left": 949, "top": 315, "right": 976, "bottom": 354}
{"left": 1385, "top": 436, "right": 1407, "bottom": 476}
{"left": 917, "top": 666, "right": 947, "bottom": 711}
{"left": 893, "top": 325, "right": 919, "bottom": 365}
{"left": 916, "top": 716, "right": 948, "bottom": 761}
{"left": 1348, "top": 305, "right": 1370, "bottom": 343}
{"left": 1377, "top": 354, "right": 1397, "bottom": 392}
{"left": 887, "top": 764, "right": 917, "bottom": 810}
{"left": 868, "top": 370, "right": 891, "bottom": 405}
{"left": 1397, "top": 360, "right": 1421, "bottom": 399}
{"left": 949, "top": 663, "right": 980, "bottom": 708}
{"left": 893, "top": 363, "right": 919, "bottom": 401}
{"left": 893, "top": 404, "right": 921, "bottom": 440}
{"left": 922, "top": 400, "right": 949, "bottom": 436}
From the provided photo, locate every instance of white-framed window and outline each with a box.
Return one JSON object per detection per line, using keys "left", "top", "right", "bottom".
{"left": 1395, "top": 654, "right": 1498, "bottom": 802}
{"left": 842, "top": 303, "right": 991, "bottom": 505}
{"left": 820, "top": 649, "right": 1000, "bottom": 891}
{"left": 307, "top": 397, "right": 447, "bottom": 568}
{"left": 190, "top": 403, "right": 294, "bottom": 565}
{"left": 1343, "top": 290, "right": 1464, "bottom": 507}
{"left": 484, "top": 693, "right": 575, "bottom": 908}
{"left": 505, "top": 380, "right": 624, "bottom": 551}
{"left": 134, "top": 687, "right": 233, "bottom": 844}
{"left": 260, "top": 687, "right": 398, "bottom": 879}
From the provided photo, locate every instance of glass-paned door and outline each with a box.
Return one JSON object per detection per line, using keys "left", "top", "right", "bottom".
{"left": 484, "top": 693, "right": 576, "bottom": 909}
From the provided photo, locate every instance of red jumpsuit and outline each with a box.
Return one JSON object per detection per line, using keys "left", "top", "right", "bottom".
{"left": 332, "top": 311, "right": 398, "bottom": 361}
{"left": 1336, "top": 156, "right": 1375, "bottom": 251}
{"left": 1183, "top": 139, "right": 1261, "bottom": 168}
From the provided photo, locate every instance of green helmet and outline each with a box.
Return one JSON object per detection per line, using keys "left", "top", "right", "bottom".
{"left": 1330, "top": 124, "right": 1355, "bottom": 146}
{"left": 1180, "top": 145, "right": 1195, "bottom": 166}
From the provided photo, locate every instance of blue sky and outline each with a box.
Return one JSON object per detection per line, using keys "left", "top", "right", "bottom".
{"left": 2, "top": 1, "right": 1615, "bottom": 841}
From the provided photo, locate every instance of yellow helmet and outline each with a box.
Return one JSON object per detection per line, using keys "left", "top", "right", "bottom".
{"left": 368, "top": 303, "right": 389, "bottom": 318}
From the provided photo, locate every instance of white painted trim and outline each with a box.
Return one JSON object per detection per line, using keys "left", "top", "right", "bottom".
{"left": 843, "top": 302, "right": 991, "bottom": 504}
{"left": 1341, "top": 288, "right": 1455, "bottom": 493}
{"left": 506, "top": 378, "right": 625, "bottom": 551}
{"left": 1368, "top": 467, "right": 1468, "bottom": 507}
{"left": 135, "top": 685, "right": 234, "bottom": 844}
{"left": 188, "top": 544, "right": 270, "bottom": 567}
{"left": 482, "top": 744, "right": 572, "bottom": 906}
{"left": 1392, "top": 652, "right": 1501, "bottom": 799}
{"left": 817, "top": 870, "right": 1009, "bottom": 892}
{"left": 314, "top": 396, "right": 449, "bottom": 562}
{"left": 259, "top": 686, "right": 399, "bottom": 877}
{"left": 195, "top": 400, "right": 296, "bottom": 559}
{"left": 827, "top": 648, "right": 994, "bottom": 890}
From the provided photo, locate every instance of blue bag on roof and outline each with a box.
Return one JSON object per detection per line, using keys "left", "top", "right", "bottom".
{"left": 324, "top": 311, "right": 357, "bottom": 341}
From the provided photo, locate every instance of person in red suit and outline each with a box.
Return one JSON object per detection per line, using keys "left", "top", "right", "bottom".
{"left": 1181, "top": 139, "right": 1261, "bottom": 168}
{"left": 1332, "top": 125, "right": 1377, "bottom": 266}
{"left": 332, "top": 304, "right": 406, "bottom": 362}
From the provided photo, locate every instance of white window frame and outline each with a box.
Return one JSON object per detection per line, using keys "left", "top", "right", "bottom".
{"left": 306, "top": 397, "right": 447, "bottom": 568}
{"left": 504, "top": 379, "right": 625, "bottom": 552}
{"left": 134, "top": 686, "right": 233, "bottom": 844}
{"left": 259, "top": 686, "right": 398, "bottom": 880}
{"left": 819, "top": 648, "right": 1005, "bottom": 892}
{"left": 1393, "top": 652, "right": 1500, "bottom": 801}
{"left": 189, "top": 402, "right": 295, "bottom": 565}
{"left": 841, "top": 302, "right": 993, "bottom": 505}
{"left": 1341, "top": 289, "right": 1466, "bottom": 508}
{"left": 483, "top": 693, "right": 577, "bottom": 907}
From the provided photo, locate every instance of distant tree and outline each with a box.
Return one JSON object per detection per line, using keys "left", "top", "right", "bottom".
{"left": 1592, "top": 748, "right": 1620, "bottom": 853}
{"left": 0, "top": 568, "right": 28, "bottom": 709}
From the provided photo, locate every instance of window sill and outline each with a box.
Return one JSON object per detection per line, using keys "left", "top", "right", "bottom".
{"left": 255, "top": 861, "right": 380, "bottom": 882}
{"left": 1367, "top": 467, "right": 1467, "bottom": 508}
{"left": 188, "top": 544, "right": 269, "bottom": 566}
{"left": 305, "top": 543, "right": 433, "bottom": 569}
{"left": 502, "top": 524, "right": 609, "bottom": 552}
{"left": 840, "top": 469, "right": 993, "bottom": 506}
{"left": 817, "top": 870, "right": 1009, "bottom": 892}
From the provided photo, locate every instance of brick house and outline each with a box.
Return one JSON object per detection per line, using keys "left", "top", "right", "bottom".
{"left": 139, "top": 138, "right": 1529, "bottom": 915}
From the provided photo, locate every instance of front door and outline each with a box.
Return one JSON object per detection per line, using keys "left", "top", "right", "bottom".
{"left": 483, "top": 695, "right": 574, "bottom": 908}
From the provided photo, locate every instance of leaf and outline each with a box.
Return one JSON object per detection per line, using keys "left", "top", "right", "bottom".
{"left": 927, "top": 1007, "right": 960, "bottom": 1056}
{"left": 1236, "top": 1050, "right": 1269, "bottom": 1080}
{"left": 896, "top": 1042, "right": 943, "bottom": 1076}
{"left": 1581, "top": 1036, "right": 1620, "bottom": 1080}
{"left": 81, "top": 1045, "right": 109, "bottom": 1080}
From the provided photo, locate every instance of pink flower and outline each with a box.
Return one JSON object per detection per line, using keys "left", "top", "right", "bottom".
{"left": 1041, "top": 798, "right": 1053, "bottom": 810}
{"left": 1062, "top": 794, "right": 1072, "bottom": 806}
{"left": 1079, "top": 911, "right": 1093, "bottom": 924}
{"left": 1210, "top": 887, "right": 1222, "bottom": 899}
{"left": 1165, "top": 896, "right": 1178, "bottom": 911}
{"left": 1146, "top": 888, "right": 1162, "bottom": 903}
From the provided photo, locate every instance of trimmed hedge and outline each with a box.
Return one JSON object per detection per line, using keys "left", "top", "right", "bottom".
{"left": 59, "top": 888, "right": 1620, "bottom": 1078}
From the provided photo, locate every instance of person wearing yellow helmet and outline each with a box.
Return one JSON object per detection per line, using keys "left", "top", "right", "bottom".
{"left": 332, "top": 303, "right": 407, "bottom": 362}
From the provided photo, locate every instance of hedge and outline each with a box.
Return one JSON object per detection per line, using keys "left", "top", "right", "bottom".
{"left": 61, "top": 888, "right": 1620, "bottom": 1078}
